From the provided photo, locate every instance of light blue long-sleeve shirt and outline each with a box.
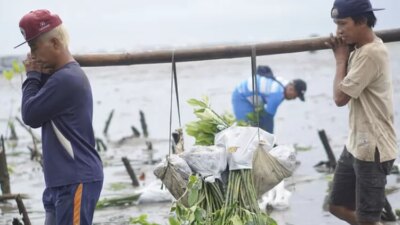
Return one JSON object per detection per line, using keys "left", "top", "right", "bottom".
{"left": 234, "top": 75, "right": 286, "bottom": 116}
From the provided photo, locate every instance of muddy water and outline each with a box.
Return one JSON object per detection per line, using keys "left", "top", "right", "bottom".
{"left": 1, "top": 43, "right": 400, "bottom": 225}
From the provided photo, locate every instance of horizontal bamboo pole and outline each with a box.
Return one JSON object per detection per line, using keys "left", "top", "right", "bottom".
{"left": 74, "top": 28, "right": 400, "bottom": 67}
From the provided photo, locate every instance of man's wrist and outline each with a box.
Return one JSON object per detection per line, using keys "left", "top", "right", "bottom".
{"left": 336, "top": 60, "right": 347, "bottom": 66}
{"left": 26, "top": 71, "right": 42, "bottom": 81}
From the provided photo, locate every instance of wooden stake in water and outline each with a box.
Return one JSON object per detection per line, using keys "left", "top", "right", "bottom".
{"left": 121, "top": 157, "right": 140, "bottom": 187}
{"left": 103, "top": 109, "right": 115, "bottom": 136}
{"left": 0, "top": 135, "right": 11, "bottom": 195}
{"left": 139, "top": 110, "right": 148, "bottom": 138}
{"left": 130, "top": 126, "right": 141, "bottom": 137}
{"left": 8, "top": 120, "right": 18, "bottom": 141}
{"left": 16, "top": 194, "right": 31, "bottom": 225}
{"left": 318, "top": 130, "right": 337, "bottom": 170}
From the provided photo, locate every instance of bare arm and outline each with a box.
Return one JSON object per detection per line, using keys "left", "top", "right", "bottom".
{"left": 333, "top": 61, "right": 350, "bottom": 106}
{"left": 325, "top": 34, "right": 351, "bottom": 107}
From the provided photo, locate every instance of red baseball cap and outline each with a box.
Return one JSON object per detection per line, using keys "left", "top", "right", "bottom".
{"left": 15, "top": 9, "right": 62, "bottom": 48}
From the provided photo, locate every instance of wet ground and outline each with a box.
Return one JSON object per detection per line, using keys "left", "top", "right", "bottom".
{"left": 1, "top": 43, "right": 400, "bottom": 225}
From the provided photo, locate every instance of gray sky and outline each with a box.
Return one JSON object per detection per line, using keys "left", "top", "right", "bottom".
{"left": 1, "top": 0, "right": 399, "bottom": 56}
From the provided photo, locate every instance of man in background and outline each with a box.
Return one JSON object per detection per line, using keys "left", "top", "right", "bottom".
{"left": 231, "top": 65, "right": 306, "bottom": 133}
{"left": 326, "top": 0, "right": 397, "bottom": 224}
{"left": 16, "top": 9, "right": 103, "bottom": 225}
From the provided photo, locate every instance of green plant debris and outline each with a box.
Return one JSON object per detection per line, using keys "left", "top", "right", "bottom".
{"left": 7, "top": 165, "right": 14, "bottom": 174}
{"left": 129, "top": 214, "right": 160, "bottom": 225}
{"left": 385, "top": 186, "right": 400, "bottom": 195}
{"left": 293, "top": 143, "right": 312, "bottom": 152}
{"left": 109, "top": 182, "right": 132, "bottom": 191}
{"left": 96, "top": 193, "right": 141, "bottom": 209}
{"left": 2, "top": 70, "right": 14, "bottom": 81}
{"left": 2, "top": 60, "right": 25, "bottom": 81}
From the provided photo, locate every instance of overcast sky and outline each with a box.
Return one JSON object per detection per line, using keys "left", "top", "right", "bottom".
{"left": 1, "top": 0, "right": 399, "bottom": 56}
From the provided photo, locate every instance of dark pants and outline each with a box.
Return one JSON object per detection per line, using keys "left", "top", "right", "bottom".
{"left": 330, "top": 147, "right": 394, "bottom": 222}
{"left": 43, "top": 180, "right": 103, "bottom": 225}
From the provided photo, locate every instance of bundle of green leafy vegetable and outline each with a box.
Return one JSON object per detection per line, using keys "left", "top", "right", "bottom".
{"left": 169, "top": 97, "right": 277, "bottom": 225}
{"left": 185, "top": 96, "right": 236, "bottom": 146}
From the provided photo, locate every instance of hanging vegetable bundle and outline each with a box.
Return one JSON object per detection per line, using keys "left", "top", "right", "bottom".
{"left": 155, "top": 97, "right": 295, "bottom": 225}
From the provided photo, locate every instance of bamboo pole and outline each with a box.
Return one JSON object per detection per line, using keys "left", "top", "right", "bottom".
{"left": 74, "top": 28, "right": 400, "bottom": 67}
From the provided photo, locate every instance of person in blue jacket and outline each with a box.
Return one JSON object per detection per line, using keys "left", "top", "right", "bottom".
{"left": 232, "top": 65, "right": 307, "bottom": 133}
{"left": 16, "top": 9, "right": 103, "bottom": 225}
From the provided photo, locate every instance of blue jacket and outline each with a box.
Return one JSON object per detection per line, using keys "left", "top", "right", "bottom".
{"left": 233, "top": 75, "right": 286, "bottom": 116}
{"left": 231, "top": 75, "right": 287, "bottom": 133}
{"left": 21, "top": 62, "right": 103, "bottom": 187}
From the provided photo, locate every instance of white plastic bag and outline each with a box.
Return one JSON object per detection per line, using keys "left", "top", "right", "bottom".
{"left": 137, "top": 180, "right": 174, "bottom": 204}
{"left": 215, "top": 126, "right": 275, "bottom": 170}
{"left": 269, "top": 145, "right": 297, "bottom": 173}
{"left": 180, "top": 145, "right": 227, "bottom": 181}
{"left": 258, "top": 180, "right": 292, "bottom": 211}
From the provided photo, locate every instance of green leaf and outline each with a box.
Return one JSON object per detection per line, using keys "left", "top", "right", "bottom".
{"left": 188, "top": 206, "right": 197, "bottom": 223}
{"left": 188, "top": 189, "right": 198, "bottom": 207}
{"left": 187, "top": 98, "right": 208, "bottom": 108}
{"left": 168, "top": 216, "right": 181, "bottom": 225}
{"left": 194, "top": 207, "right": 205, "bottom": 223}
{"left": 3, "top": 70, "right": 14, "bottom": 81}
{"left": 230, "top": 215, "right": 243, "bottom": 225}
{"left": 188, "top": 175, "right": 198, "bottom": 187}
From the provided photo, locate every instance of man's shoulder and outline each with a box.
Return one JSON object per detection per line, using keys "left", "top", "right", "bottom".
{"left": 53, "top": 62, "right": 85, "bottom": 79}
{"left": 356, "top": 39, "right": 389, "bottom": 67}
{"left": 49, "top": 62, "right": 88, "bottom": 92}
{"left": 360, "top": 38, "right": 388, "bottom": 57}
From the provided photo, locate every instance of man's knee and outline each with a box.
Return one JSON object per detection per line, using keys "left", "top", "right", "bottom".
{"left": 328, "top": 204, "right": 353, "bottom": 220}
{"left": 328, "top": 204, "right": 341, "bottom": 217}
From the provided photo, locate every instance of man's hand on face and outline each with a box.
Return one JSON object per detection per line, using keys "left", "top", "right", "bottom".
{"left": 23, "top": 53, "right": 54, "bottom": 74}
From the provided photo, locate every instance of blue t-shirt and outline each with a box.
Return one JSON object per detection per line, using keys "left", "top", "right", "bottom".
{"left": 234, "top": 75, "right": 286, "bottom": 116}
{"left": 21, "top": 61, "right": 103, "bottom": 187}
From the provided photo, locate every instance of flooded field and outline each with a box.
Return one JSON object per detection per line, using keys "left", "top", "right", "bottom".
{"left": 1, "top": 43, "right": 400, "bottom": 225}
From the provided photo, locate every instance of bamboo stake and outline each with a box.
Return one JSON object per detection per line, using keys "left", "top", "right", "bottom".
{"left": 318, "top": 130, "right": 337, "bottom": 169}
{"left": 15, "top": 194, "right": 31, "bottom": 225}
{"left": 121, "top": 157, "right": 140, "bottom": 187}
{"left": 103, "top": 109, "right": 115, "bottom": 136}
{"left": 8, "top": 120, "right": 18, "bottom": 141}
{"left": 130, "top": 126, "right": 141, "bottom": 137}
{"left": 139, "top": 110, "right": 148, "bottom": 138}
{"left": 74, "top": 28, "right": 400, "bottom": 67}
{"left": 0, "top": 135, "right": 11, "bottom": 195}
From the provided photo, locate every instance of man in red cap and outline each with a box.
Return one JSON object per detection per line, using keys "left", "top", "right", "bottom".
{"left": 16, "top": 9, "right": 103, "bottom": 225}
{"left": 325, "top": 0, "right": 397, "bottom": 224}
